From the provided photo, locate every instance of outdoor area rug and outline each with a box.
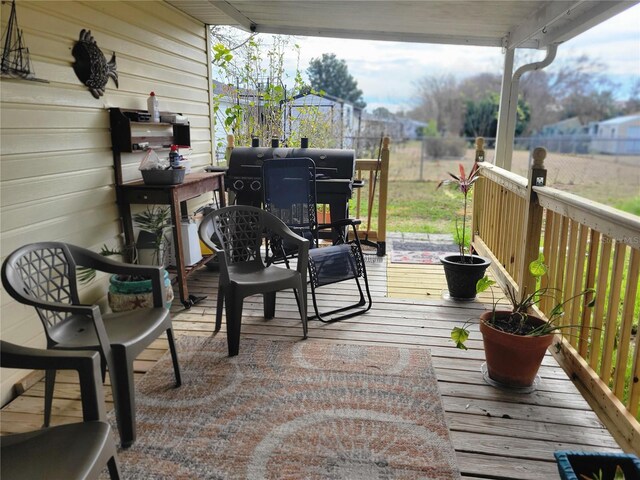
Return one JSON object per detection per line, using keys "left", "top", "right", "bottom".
{"left": 390, "top": 240, "right": 459, "bottom": 265}
{"left": 105, "top": 336, "right": 461, "bottom": 480}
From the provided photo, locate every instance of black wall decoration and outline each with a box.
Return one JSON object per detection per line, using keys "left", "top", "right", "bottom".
{"left": 1, "top": 0, "right": 48, "bottom": 82}
{"left": 72, "top": 29, "right": 118, "bottom": 98}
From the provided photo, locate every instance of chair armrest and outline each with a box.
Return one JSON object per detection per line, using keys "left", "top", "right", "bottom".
{"left": 317, "top": 218, "right": 362, "bottom": 230}
{"left": 274, "top": 223, "right": 310, "bottom": 277}
{"left": 0, "top": 341, "right": 106, "bottom": 421}
{"left": 265, "top": 215, "right": 310, "bottom": 249}
{"left": 263, "top": 213, "right": 310, "bottom": 274}
{"left": 70, "top": 245, "right": 164, "bottom": 279}
{"left": 1, "top": 340, "right": 98, "bottom": 371}
{"left": 69, "top": 245, "right": 165, "bottom": 308}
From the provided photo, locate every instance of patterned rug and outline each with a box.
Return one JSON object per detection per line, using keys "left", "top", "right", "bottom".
{"left": 390, "top": 241, "right": 459, "bottom": 265}
{"left": 107, "top": 336, "right": 460, "bottom": 479}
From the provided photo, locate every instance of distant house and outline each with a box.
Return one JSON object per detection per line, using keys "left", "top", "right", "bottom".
{"left": 540, "top": 117, "right": 586, "bottom": 136}
{"left": 398, "top": 118, "right": 428, "bottom": 139}
{"left": 591, "top": 113, "right": 640, "bottom": 154}
{"left": 283, "top": 92, "right": 362, "bottom": 148}
{"left": 360, "top": 112, "right": 426, "bottom": 142}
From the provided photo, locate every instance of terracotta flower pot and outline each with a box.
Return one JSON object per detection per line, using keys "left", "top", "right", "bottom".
{"left": 479, "top": 310, "right": 554, "bottom": 388}
{"left": 440, "top": 254, "right": 491, "bottom": 300}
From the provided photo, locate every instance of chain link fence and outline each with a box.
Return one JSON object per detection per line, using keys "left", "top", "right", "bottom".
{"left": 358, "top": 136, "right": 639, "bottom": 207}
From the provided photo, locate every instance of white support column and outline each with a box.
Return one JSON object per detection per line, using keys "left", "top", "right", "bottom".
{"left": 495, "top": 45, "right": 558, "bottom": 171}
{"left": 494, "top": 48, "right": 515, "bottom": 169}
{"left": 206, "top": 25, "right": 216, "bottom": 165}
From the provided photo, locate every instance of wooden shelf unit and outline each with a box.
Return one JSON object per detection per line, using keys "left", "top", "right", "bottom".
{"left": 108, "top": 107, "right": 226, "bottom": 308}
{"left": 109, "top": 107, "right": 191, "bottom": 185}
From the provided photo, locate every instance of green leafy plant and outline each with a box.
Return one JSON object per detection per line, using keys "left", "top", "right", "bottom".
{"left": 580, "top": 464, "right": 626, "bottom": 480}
{"left": 210, "top": 26, "right": 345, "bottom": 151}
{"left": 451, "top": 254, "right": 596, "bottom": 349}
{"left": 436, "top": 162, "right": 481, "bottom": 262}
{"left": 78, "top": 206, "right": 171, "bottom": 284}
{"left": 132, "top": 206, "right": 172, "bottom": 266}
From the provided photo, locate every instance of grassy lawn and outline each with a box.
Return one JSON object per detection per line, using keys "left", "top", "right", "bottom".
{"left": 613, "top": 196, "right": 640, "bottom": 216}
{"left": 382, "top": 141, "right": 640, "bottom": 219}
{"left": 386, "top": 181, "right": 463, "bottom": 234}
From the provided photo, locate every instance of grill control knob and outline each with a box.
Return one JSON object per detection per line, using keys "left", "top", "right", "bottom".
{"left": 250, "top": 180, "right": 261, "bottom": 191}
{"left": 233, "top": 179, "right": 245, "bottom": 191}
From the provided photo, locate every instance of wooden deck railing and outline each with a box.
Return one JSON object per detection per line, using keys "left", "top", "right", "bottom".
{"left": 353, "top": 137, "right": 390, "bottom": 256}
{"left": 472, "top": 146, "right": 640, "bottom": 452}
{"left": 472, "top": 160, "right": 529, "bottom": 289}
{"left": 536, "top": 186, "right": 640, "bottom": 451}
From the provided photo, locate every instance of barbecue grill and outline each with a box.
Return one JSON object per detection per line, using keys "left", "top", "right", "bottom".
{"left": 225, "top": 141, "right": 363, "bottom": 225}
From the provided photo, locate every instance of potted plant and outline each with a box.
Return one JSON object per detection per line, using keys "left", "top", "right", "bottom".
{"left": 451, "top": 255, "right": 595, "bottom": 388}
{"left": 554, "top": 451, "right": 640, "bottom": 480}
{"left": 79, "top": 206, "right": 174, "bottom": 311}
{"left": 131, "top": 205, "right": 172, "bottom": 266}
{"left": 437, "top": 162, "right": 491, "bottom": 300}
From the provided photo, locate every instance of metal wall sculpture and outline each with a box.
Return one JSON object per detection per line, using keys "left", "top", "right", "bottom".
{"left": 72, "top": 29, "right": 118, "bottom": 98}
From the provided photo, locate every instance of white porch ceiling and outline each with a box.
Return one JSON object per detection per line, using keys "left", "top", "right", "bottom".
{"left": 168, "top": 0, "right": 637, "bottom": 49}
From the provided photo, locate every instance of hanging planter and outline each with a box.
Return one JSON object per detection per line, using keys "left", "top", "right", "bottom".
{"left": 108, "top": 270, "right": 173, "bottom": 312}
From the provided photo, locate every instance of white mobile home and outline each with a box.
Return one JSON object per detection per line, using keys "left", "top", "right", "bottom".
{"left": 591, "top": 113, "right": 640, "bottom": 154}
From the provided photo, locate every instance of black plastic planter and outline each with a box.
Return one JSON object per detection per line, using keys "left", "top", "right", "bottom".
{"left": 554, "top": 451, "right": 640, "bottom": 480}
{"left": 440, "top": 254, "right": 491, "bottom": 300}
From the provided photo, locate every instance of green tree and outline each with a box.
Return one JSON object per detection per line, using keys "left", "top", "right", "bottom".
{"left": 307, "top": 53, "right": 366, "bottom": 108}
{"left": 414, "top": 74, "right": 464, "bottom": 135}
{"left": 623, "top": 78, "right": 640, "bottom": 114}
{"left": 372, "top": 106, "right": 394, "bottom": 119}
{"left": 463, "top": 93, "right": 530, "bottom": 137}
{"left": 519, "top": 53, "right": 619, "bottom": 131}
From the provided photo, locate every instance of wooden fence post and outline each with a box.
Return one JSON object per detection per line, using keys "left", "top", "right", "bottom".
{"left": 518, "top": 147, "right": 547, "bottom": 295}
{"left": 474, "top": 136, "right": 485, "bottom": 163}
{"left": 377, "top": 137, "right": 390, "bottom": 256}
{"left": 225, "top": 134, "right": 235, "bottom": 163}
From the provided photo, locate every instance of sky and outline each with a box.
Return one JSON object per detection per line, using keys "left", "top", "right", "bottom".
{"left": 281, "top": 3, "right": 640, "bottom": 113}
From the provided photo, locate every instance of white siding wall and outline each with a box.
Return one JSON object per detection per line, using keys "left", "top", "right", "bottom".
{"left": 0, "top": 0, "right": 213, "bottom": 405}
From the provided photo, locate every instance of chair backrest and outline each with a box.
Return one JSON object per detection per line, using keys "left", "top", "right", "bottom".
{"left": 205, "top": 206, "right": 270, "bottom": 266}
{"left": 262, "top": 157, "right": 318, "bottom": 246}
{"left": 2, "top": 242, "right": 80, "bottom": 331}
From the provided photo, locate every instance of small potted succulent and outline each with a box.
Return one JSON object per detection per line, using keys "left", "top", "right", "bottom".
{"left": 451, "top": 254, "right": 595, "bottom": 388}
{"left": 437, "top": 162, "right": 491, "bottom": 300}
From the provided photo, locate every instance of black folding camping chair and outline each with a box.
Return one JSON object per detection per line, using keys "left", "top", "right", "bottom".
{"left": 262, "top": 157, "right": 372, "bottom": 322}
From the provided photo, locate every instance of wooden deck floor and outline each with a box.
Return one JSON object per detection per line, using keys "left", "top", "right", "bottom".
{"left": 0, "top": 256, "right": 624, "bottom": 479}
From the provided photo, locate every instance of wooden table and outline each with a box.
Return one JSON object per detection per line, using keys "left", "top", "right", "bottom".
{"left": 116, "top": 172, "right": 226, "bottom": 308}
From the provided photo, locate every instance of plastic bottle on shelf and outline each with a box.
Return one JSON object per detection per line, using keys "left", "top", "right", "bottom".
{"left": 147, "top": 92, "right": 160, "bottom": 123}
{"left": 169, "top": 145, "right": 181, "bottom": 169}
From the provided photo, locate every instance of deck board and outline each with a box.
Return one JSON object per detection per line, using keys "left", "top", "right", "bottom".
{"left": 0, "top": 257, "right": 625, "bottom": 479}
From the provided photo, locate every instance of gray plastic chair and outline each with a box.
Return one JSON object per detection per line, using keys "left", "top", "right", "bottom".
{"left": 0, "top": 340, "right": 120, "bottom": 479}
{"left": 1, "top": 242, "right": 182, "bottom": 448}
{"left": 198, "top": 205, "right": 309, "bottom": 356}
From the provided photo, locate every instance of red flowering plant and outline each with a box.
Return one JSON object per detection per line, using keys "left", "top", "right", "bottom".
{"left": 436, "top": 162, "right": 481, "bottom": 263}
